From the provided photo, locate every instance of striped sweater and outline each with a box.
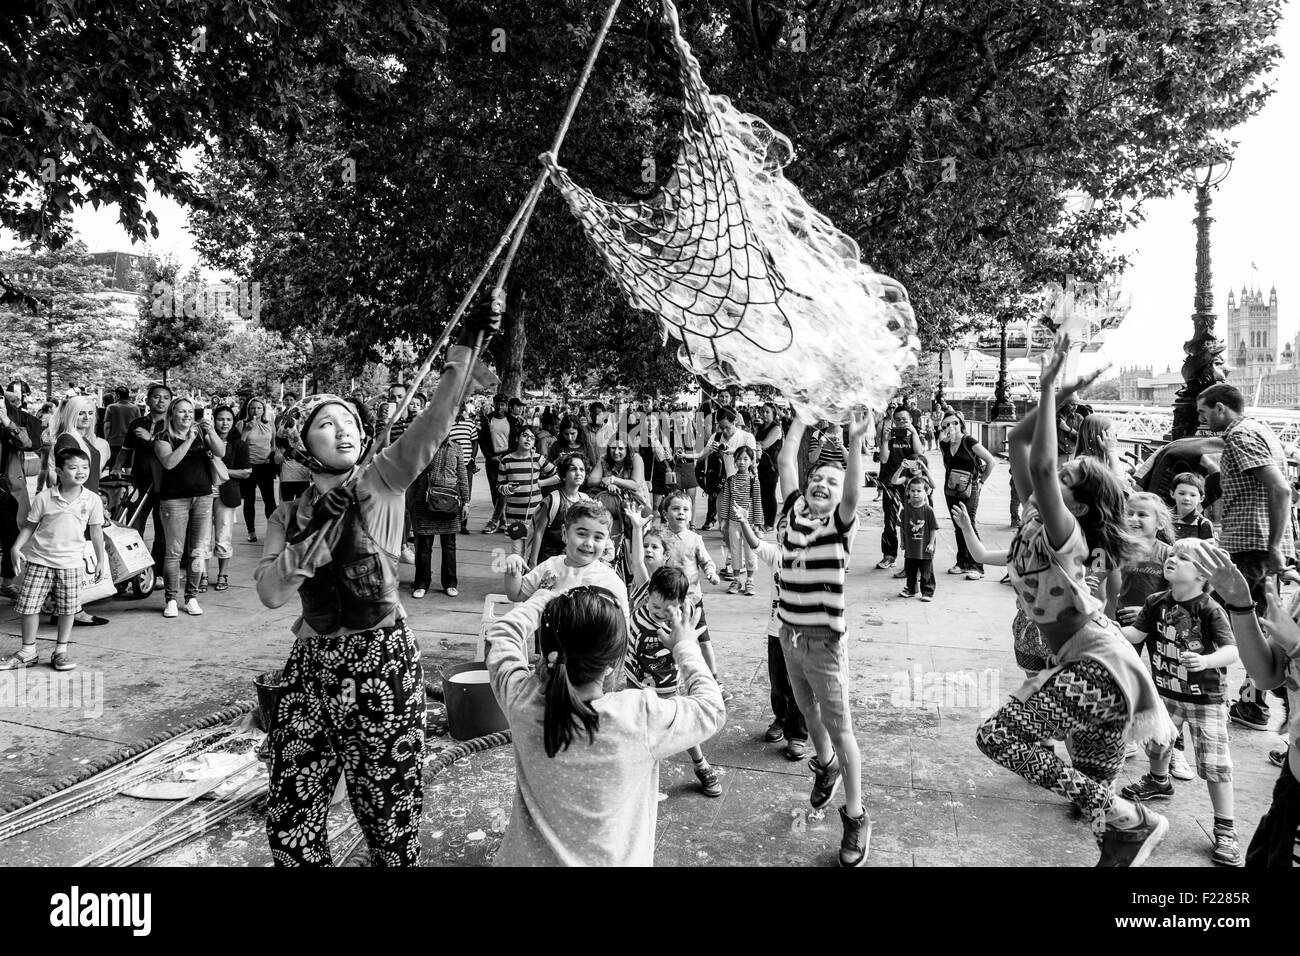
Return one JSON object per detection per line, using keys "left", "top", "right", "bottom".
{"left": 775, "top": 490, "right": 859, "bottom": 635}
{"left": 447, "top": 418, "right": 479, "bottom": 465}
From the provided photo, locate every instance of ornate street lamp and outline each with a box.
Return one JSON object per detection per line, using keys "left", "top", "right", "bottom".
{"left": 934, "top": 343, "right": 946, "bottom": 409}
{"left": 990, "top": 299, "right": 1016, "bottom": 421}
{"left": 1168, "top": 159, "right": 1230, "bottom": 440}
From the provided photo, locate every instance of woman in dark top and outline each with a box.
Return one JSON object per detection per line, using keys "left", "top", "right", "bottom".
{"left": 210, "top": 405, "right": 252, "bottom": 592}
{"left": 154, "top": 397, "right": 225, "bottom": 618}
{"left": 753, "top": 403, "right": 783, "bottom": 530}
{"left": 938, "top": 410, "right": 998, "bottom": 579}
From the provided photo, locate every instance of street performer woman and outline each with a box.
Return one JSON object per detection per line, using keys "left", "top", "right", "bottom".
{"left": 254, "top": 298, "right": 501, "bottom": 866}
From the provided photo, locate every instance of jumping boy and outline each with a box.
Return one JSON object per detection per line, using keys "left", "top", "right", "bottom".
{"left": 0, "top": 446, "right": 108, "bottom": 671}
{"left": 774, "top": 409, "right": 873, "bottom": 866}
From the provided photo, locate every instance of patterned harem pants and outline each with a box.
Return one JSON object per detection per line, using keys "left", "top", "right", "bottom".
{"left": 976, "top": 659, "right": 1128, "bottom": 830}
{"left": 266, "top": 619, "right": 426, "bottom": 866}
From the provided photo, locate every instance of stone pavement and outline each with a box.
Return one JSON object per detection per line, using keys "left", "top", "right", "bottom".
{"left": 0, "top": 451, "right": 1289, "bottom": 866}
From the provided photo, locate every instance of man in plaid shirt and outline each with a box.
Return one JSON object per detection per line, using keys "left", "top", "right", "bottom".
{"left": 1197, "top": 383, "right": 1295, "bottom": 731}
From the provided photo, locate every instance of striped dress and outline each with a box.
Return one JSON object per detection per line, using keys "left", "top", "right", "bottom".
{"left": 498, "top": 451, "right": 555, "bottom": 523}
{"left": 775, "top": 490, "right": 860, "bottom": 635}
{"left": 717, "top": 469, "right": 759, "bottom": 523}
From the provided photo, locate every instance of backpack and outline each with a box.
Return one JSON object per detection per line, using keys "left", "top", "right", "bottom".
{"left": 694, "top": 448, "right": 725, "bottom": 496}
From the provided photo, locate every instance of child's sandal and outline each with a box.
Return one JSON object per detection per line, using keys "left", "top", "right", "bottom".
{"left": 50, "top": 649, "right": 76, "bottom": 671}
{"left": 198, "top": 575, "right": 208, "bottom": 593}
{"left": 0, "top": 650, "right": 38, "bottom": 670}
{"left": 214, "top": 574, "right": 229, "bottom": 591}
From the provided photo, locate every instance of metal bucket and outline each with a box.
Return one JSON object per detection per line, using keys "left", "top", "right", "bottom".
{"left": 253, "top": 669, "right": 287, "bottom": 734}
{"left": 441, "top": 661, "right": 508, "bottom": 741}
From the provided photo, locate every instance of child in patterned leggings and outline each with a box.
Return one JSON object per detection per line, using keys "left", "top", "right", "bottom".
{"left": 975, "top": 335, "right": 1176, "bottom": 867}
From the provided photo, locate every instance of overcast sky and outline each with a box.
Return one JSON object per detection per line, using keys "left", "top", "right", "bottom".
{"left": 54, "top": 9, "right": 1300, "bottom": 379}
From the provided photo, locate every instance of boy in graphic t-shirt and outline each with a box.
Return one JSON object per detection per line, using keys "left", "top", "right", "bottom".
{"left": 1119, "top": 538, "right": 1242, "bottom": 866}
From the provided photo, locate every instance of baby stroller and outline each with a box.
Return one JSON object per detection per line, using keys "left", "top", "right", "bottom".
{"left": 98, "top": 477, "right": 156, "bottom": 599}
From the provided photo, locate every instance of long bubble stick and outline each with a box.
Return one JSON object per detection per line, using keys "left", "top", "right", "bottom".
{"left": 377, "top": 0, "right": 624, "bottom": 451}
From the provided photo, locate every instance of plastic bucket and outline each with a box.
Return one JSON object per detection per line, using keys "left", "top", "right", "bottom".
{"left": 253, "top": 669, "right": 287, "bottom": 734}
{"left": 442, "top": 661, "right": 508, "bottom": 741}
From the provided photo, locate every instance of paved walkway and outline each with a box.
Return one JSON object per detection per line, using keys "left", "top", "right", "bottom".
{"left": 0, "top": 452, "right": 1288, "bottom": 866}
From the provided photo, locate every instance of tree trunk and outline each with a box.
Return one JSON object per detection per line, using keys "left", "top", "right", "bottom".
{"left": 501, "top": 286, "right": 527, "bottom": 398}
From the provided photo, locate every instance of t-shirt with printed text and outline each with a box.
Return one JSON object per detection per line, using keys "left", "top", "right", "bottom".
{"left": 1133, "top": 589, "right": 1235, "bottom": 704}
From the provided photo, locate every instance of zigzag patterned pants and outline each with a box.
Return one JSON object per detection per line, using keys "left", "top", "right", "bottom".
{"left": 976, "top": 659, "right": 1128, "bottom": 823}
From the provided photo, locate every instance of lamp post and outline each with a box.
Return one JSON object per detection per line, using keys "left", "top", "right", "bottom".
{"left": 934, "top": 343, "right": 946, "bottom": 410}
{"left": 991, "top": 304, "right": 1015, "bottom": 422}
{"left": 1168, "top": 160, "right": 1230, "bottom": 440}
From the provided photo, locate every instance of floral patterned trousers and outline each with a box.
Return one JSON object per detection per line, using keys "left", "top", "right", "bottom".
{"left": 266, "top": 619, "right": 426, "bottom": 866}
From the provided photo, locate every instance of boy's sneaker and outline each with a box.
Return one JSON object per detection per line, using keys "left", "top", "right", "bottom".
{"left": 1119, "top": 773, "right": 1174, "bottom": 802}
{"left": 809, "top": 754, "right": 842, "bottom": 810}
{"left": 1212, "top": 827, "right": 1243, "bottom": 867}
{"left": 1096, "top": 804, "right": 1169, "bottom": 867}
{"left": 481, "top": 521, "right": 499, "bottom": 534}
{"left": 1228, "top": 700, "right": 1270, "bottom": 731}
{"left": 899, "top": 588, "right": 916, "bottom": 599}
{"left": 694, "top": 763, "right": 722, "bottom": 798}
{"left": 919, "top": 594, "right": 933, "bottom": 602}
{"left": 1267, "top": 747, "right": 1286, "bottom": 769}
{"left": 184, "top": 598, "right": 203, "bottom": 616}
{"left": 742, "top": 579, "right": 755, "bottom": 596}
{"left": 764, "top": 720, "right": 785, "bottom": 743}
{"left": 1168, "top": 749, "right": 1195, "bottom": 781}
{"left": 784, "top": 739, "right": 808, "bottom": 760}
{"left": 946, "top": 565, "right": 965, "bottom": 575}
{"left": 162, "top": 600, "right": 179, "bottom": 618}
{"left": 875, "top": 558, "right": 894, "bottom": 570}
{"left": 892, "top": 568, "right": 907, "bottom": 579}
{"left": 720, "top": 565, "right": 735, "bottom": 580}
{"left": 964, "top": 571, "right": 984, "bottom": 581}
{"left": 726, "top": 578, "right": 740, "bottom": 595}
{"left": 838, "top": 807, "right": 873, "bottom": 867}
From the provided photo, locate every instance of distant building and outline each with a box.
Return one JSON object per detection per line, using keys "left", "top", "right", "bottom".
{"left": 1222, "top": 284, "right": 1300, "bottom": 406}
{"left": 1118, "top": 364, "right": 1183, "bottom": 405}
{"left": 87, "top": 251, "right": 153, "bottom": 294}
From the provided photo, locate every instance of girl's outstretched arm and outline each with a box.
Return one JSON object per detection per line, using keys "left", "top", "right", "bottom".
{"left": 949, "top": 503, "right": 1007, "bottom": 565}
{"left": 1029, "top": 337, "right": 1102, "bottom": 550}
{"left": 1007, "top": 348, "right": 1107, "bottom": 518}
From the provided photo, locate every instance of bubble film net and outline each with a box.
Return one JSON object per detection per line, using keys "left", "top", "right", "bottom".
{"left": 542, "top": 0, "right": 919, "bottom": 422}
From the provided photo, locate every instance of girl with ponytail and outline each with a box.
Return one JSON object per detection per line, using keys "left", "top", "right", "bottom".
{"left": 486, "top": 583, "right": 725, "bottom": 866}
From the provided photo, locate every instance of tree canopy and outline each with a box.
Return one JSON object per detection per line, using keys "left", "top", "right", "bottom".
{"left": 6, "top": 0, "right": 1284, "bottom": 396}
